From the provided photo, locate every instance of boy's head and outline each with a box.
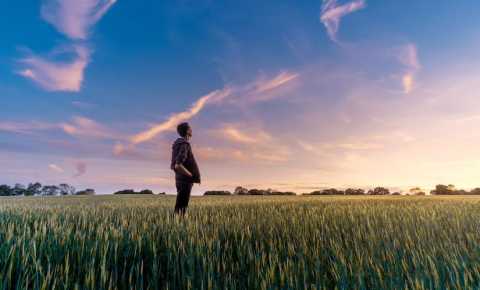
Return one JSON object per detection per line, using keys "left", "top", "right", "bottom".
{"left": 177, "top": 122, "right": 192, "bottom": 139}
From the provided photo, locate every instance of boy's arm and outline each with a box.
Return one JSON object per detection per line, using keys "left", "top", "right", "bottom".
{"left": 174, "top": 143, "right": 193, "bottom": 177}
{"left": 174, "top": 163, "right": 193, "bottom": 177}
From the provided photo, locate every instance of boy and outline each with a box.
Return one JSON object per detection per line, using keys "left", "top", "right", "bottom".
{"left": 170, "top": 122, "right": 201, "bottom": 216}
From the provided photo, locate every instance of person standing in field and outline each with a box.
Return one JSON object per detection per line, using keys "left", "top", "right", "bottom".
{"left": 170, "top": 122, "right": 201, "bottom": 216}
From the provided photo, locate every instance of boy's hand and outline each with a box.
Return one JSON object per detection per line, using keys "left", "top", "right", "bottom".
{"left": 174, "top": 163, "right": 193, "bottom": 177}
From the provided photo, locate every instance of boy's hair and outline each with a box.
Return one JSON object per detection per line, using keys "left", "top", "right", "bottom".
{"left": 177, "top": 122, "right": 190, "bottom": 137}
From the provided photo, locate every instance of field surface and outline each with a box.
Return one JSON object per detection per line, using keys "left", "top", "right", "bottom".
{"left": 1, "top": 195, "right": 480, "bottom": 289}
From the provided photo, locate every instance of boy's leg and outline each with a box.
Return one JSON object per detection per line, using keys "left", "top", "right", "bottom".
{"left": 174, "top": 181, "right": 193, "bottom": 215}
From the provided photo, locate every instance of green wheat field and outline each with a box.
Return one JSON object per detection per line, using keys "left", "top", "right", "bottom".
{"left": 1, "top": 195, "right": 480, "bottom": 289}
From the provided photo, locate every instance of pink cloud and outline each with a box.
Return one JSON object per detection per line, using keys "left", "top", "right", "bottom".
{"left": 73, "top": 161, "right": 87, "bottom": 177}
{"left": 48, "top": 163, "right": 64, "bottom": 173}
{"left": 0, "top": 116, "right": 120, "bottom": 140}
{"left": 0, "top": 120, "right": 58, "bottom": 134}
{"left": 213, "top": 125, "right": 272, "bottom": 144}
{"left": 61, "top": 115, "right": 118, "bottom": 139}
{"left": 396, "top": 43, "right": 421, "bottom": 93}
{"left": 254, "top": 71, "right": 299, "bottom": 94}
{"left": 320, "top": 0, "right": 366, "bottom": 43}
{"left": 41, "top": 0, "right": 116, "bottom": 40}
{"left": 18, "top": 45, "right": 90, "bottom": 92}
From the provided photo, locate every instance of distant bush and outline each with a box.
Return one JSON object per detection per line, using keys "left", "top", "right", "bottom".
{"left": 310, "top": 188, "right": 344, "bottom": 195}
{"left": 269, "top": 191, "right": 296, "bottom": 196}
{"left": 367, "top": 187, "right": 390, "bottom": 195}
{"left": 139, "top": 189, "right": 154, "bottom": 195}
{"left": 345, "top": 188, "right": 365, "bottom": 195}
{"left": 234, "top": 186, "right": 249, "bottom": 195}
{"left": 114, "top": 189, "right": 154, "bottom": 195}
{"left": 76, "top": 189, "right": 95, "bottom": 195}
{"left": 470, "top": 188, "right": 480, "bottom": 195}
{"left": 430, "top": 184, "right": 468, "bottom": 195}
{"left": 204, "top": 191, "right": 232, "bottom": 196}
{"left": 232, "top": 188, "right": 296, "bottom": 195}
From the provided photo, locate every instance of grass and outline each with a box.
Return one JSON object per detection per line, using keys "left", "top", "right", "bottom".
{"left": 0, "top": 195, "right": 480, "bottom": 289}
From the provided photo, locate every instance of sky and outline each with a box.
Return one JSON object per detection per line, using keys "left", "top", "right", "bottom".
{"left": 2, "top": 0, "right": 480, "bottom": 195}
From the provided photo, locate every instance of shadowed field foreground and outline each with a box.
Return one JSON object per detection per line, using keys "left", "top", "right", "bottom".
{"left": 0, "top": 195, "right": 479, "bottom": 289}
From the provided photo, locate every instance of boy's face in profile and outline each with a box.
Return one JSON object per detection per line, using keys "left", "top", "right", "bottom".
{"left": 186, "top": 127, "right": 193, "bottom": 140}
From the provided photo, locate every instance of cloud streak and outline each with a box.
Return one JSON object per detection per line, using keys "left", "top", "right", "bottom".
{"left": 0, "top": 121, "right": 58, "bottom": 134}
{"left": 320, "top": 0, "right": 366, "bottom": 43}
{"left": 61, "top": 116, "right": 119, "bottom": 139}
{"left": 48, "top": 163, "right": 64, "bottom": 173}
{"left": 41, "top": 0, "right": 116, "bottom": 40}
{"left": 397, "top": 43, "right": 421, "bottom": 94}
{"left": 125, "top": 71, "right": 298, "bottom": 148}
{"left": 130, "top": 88, "right": 232, "bottom": 145}
{"left": 0, "top": 116, "right": 120, "bottom": 140}
{"left": 214, "top": 125, "right": 272, "bottom": 144}
{"left": 18, "top": 45, "right": 90, "bottom": 92}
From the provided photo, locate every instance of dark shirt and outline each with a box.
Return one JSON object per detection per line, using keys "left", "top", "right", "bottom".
{"left": 170, "top": 137, "right": 201, "bottom": 183}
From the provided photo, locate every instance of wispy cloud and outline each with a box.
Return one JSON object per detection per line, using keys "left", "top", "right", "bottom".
{"left": 73, "top": 161, "right": 87, "bottom": 177}
{"left": 195, "top": 145, "right": 291, "bottom": 164}
{"left": 254, "top": 71, "right": 299, "bottom": 94}
{"left": 298, "top": 140, "right": 383, "bottom": 152}
{"left": 0, "top": 116, "right": 120, "bottom": 140}
{"left": 48, "top": 163, "right": 64, "bottom": 173}
{"left": 18, "top": 45, "right": 90, "bottom": 92}
{"left": 61, "top": 116, "right": 119, "bottom": 139}
{"left": 320, "top": 0, "right": 366, "bottom": 43}
{"left": 0, "top": 121, "right": 57, "bottom": 134}
{"left": 130, "top": 88, "right": 232, "bottom": 145}
{"left": 241, "top": 71, "right": 299, "bottom": 103}
{"left": 72, "top": 100, "right": 96, "bottom": 109}
{"left": 41, "top": 0, "right": 116, "bottom": 40}
{"left": 122, "top": 70, "right": 298, "bottom": 149}
{"left": 213, "top": 125, "right": 272, "bottom": 144}
{"left": 397, "top": 43, "right": 421, "bottom": 94}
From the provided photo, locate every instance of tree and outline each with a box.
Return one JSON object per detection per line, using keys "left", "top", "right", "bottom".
{"left": 247, "top": 189, "right": 265, "bottom": 195}
{"left": 204, "top": 190, "right": 232, "bottom": 195}
{"left": 12, "top": 183, "right": 27, "bottom": 196}
{"left": 430, "top": 184, "right": 451, "bottom": 195}
{"left": 369, "top": 187, "right": 390, "bottom": 195}
{"left": 470, "top": 188, "right": 480, "bottom": 195}
{"left": 114, "top": 189, "right": 154, "bottom": 195}
{"left": 269, "top": 191, "right": 296, "bottom": 195}
{"left": 42, "top": 185, "right": 59, "bottom": 196}
{"left": 409, "top": 187, "right": 425, "bottom": 196}
{"left": 114, "top": 189, "right": 136, "bottom": 195}
{"left": 345, "top": 188, "right": 365, "bottom": 195}
{"left": 234, "top": 186, "right": 249, "bottom": 195}
{"left": 0, "top": 185, "right": 12, "bottom": 196}
{"left": 139, "top": 189, "right": 154, "bottom": 195}
{"left": 26, "top": 182, "right": 42, "bottom": 196}
{"left": 311, "top": 188, "right": 344, "bottom": 195}
{"left": 58, "top": 183, "right": 76, "bottom": 195}
{"left": 76, "top": 189, "right": 95, "bottom": 195}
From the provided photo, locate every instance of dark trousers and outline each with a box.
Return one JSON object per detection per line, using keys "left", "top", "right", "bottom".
{"left": 174, "top": 181, "right": 193, "bottom": 215}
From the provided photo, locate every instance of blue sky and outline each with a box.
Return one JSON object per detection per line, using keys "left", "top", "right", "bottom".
{"left": 2, "top": 0, "right": 480, "bottom": 194}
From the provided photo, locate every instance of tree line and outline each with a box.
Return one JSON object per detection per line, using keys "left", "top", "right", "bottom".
{"left": 2, "top": 183, "right": 479, "bottom": 197}
{"left": 204, "top": 184, "right": 480, "bottom": 196}
{"left": 0, "top": 182, "right": 95, "bottom": 196}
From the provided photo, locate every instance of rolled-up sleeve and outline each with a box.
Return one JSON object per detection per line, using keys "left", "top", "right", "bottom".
{"left": 175, "top": 143, "right": 189, "bottom": 165}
